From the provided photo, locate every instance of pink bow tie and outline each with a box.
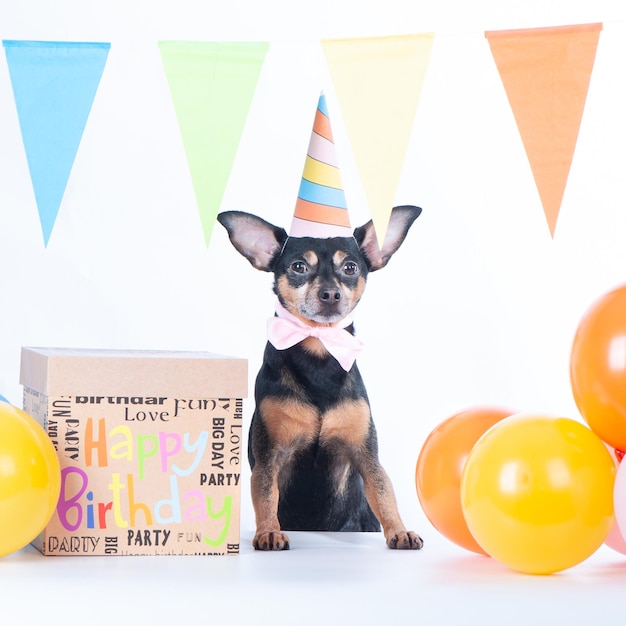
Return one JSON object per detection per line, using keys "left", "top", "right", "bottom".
{"left": 267, "top": 301, "right": 364, "bottom": 371}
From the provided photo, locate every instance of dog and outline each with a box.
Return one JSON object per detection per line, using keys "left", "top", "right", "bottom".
{"left": 217, "top": 205, "right": 423, "bottom": 550}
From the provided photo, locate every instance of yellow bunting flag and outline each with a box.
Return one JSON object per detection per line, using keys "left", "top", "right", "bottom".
{"left": 322, "top": 34, "right": 434, "bottom": 245}
{"left": 486, "top": 23, "right": 602, "bottom": 238}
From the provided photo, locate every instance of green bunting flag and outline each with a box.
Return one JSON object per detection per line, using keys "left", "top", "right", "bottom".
{"left": 158, "top": 41, "right": 269, "bottom": 246}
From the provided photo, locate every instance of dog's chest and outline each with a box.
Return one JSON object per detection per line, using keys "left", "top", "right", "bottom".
{"left": 259, "top": 396, "right": 371, "bottom": 450}
{"left": 300, "top": 336, "right": 330, "bottom": 359}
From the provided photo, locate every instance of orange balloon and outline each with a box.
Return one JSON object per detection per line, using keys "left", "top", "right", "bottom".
{"left": 415, "top": 406, "right": 514, "bottom": 554}
{"left": 570, "top": 284, "right": 626, "bottom": 450}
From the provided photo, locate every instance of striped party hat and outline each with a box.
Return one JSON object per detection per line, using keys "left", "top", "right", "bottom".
{"left": 289, "top": 92, "right": 352, "bottom": 238}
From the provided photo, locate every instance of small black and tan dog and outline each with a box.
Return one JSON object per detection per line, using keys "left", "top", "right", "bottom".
{"left": 217, "top": 205, "right": 423, "bottom": 550}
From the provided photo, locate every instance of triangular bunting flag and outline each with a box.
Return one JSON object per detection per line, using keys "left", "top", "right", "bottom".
{"left": 158, "top": 41, "right": 269, "bottom": 247}
{"left": 3, "top": 40, "right": 110, "bottom": 246}
{"left": 486, "top": 23, "right": 602, "bottom": 237}
{"left": 322, "top": 34, "right": 434, "bottom": 245}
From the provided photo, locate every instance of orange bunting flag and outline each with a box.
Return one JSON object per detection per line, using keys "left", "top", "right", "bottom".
{"left": 486, "top": 23, "right": 602, "bottom": 237}
{"left": 322, "top": 34, "right": 434, "bottom": 246}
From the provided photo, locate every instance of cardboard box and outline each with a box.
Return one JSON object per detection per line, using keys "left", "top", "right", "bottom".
{"left": 20, "top": 347, "right": 247, "bottom": 556}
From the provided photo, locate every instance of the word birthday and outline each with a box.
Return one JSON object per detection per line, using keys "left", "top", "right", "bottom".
{"left": 54, "top": 400, "right": 242, "bottom": 549}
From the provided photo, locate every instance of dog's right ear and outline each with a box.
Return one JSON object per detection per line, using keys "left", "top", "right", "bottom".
{"left": 217, "top": 211, "right": 287, "bottom": 272}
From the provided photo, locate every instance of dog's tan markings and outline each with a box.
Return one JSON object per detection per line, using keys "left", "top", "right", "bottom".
{"left": 252, "top": 396, "right": 320, "bottom": 551}
{"left": 319, "top": 400, "right": 371, "bottom": 497}
{"left": 274, "top": 276, "right": 297, "bottom": 311}
{"left": 250, "top": 468, "right": 290, "bottom": 551}
{"left": 333, "top": 250, "right": 348, "bottom": 267}
{"left": 360, "top": 461, "right": 423, "bottom": 550}
{"left": 302, "top": 250, "right": 318, "bottom": 268}
{"left": 354, "top": 275, "right": 366, "bottom": 300}
{"left": 279, "top": 367, "right": 303, "bottom": 395}
{"left": 320, "top": 399, "right": 371, "bottom": 448}
{"left": 331, "top": 462, "right": 352, "bottom": 496}
{"left": 319, "top": 399, "right": 423, "bottom": 549}
{"left": 333, "top": 251, "right": 367, "bottom": 308}
{"left": 274, "top": 275, "right": 317, "bottom": 325}
{"left": 341, "top": 275, "right": 366, "bottom": 312}
{"left": 259, "top": 397, "right": 320, "bottom": 447}
{"left": 301, "top": 336, "right": 329, "bottom": 358}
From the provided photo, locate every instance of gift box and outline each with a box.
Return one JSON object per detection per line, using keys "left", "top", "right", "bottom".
{"left": 20, "top": 347, "right": 247, "bottom": 556}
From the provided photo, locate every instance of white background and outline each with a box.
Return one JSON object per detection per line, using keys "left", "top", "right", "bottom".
{"left": 2, "top": 1, "right": 626, "bottom": 623}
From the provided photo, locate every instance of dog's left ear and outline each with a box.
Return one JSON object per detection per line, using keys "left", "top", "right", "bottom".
{"left": 354, "top": 205, "right": 422, "bottom": 271}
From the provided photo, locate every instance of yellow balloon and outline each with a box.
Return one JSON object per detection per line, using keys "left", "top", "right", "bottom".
{"left": 461, "top": 414, "right": 615, "bottom": 575}
{"left": 0, "top": 403, "right": 61, "bottom": 556}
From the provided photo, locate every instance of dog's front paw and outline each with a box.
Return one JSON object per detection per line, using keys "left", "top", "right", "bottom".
{"left": 386, "top": 530, "right": 423, "bottom": 550}
{"left": 253, "top": 530, "right": 291, "bottom": 551}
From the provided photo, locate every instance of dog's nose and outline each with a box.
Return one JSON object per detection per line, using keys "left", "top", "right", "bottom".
{"left": 319, "top": 288, "right": 341, "bottom": 303}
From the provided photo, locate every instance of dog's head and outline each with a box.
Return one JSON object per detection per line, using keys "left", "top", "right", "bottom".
{"left": 217, "top": 205, "right": 421, "bottom": 325}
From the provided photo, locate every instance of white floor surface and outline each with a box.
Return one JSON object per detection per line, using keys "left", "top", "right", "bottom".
{"left": 3, "top": 528, "right": 626, "bottom": 625}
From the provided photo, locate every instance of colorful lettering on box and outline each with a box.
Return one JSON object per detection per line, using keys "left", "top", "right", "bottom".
{"left": 56, "top": 403, "right": 240, "bottom": 550}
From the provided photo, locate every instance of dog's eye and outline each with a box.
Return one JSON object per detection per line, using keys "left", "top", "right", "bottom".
{"left": 291, "top": 261, "right": 308, "bottom": 274}
{"left": 343, "top": 262, "right": 358, "bottom": 276}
